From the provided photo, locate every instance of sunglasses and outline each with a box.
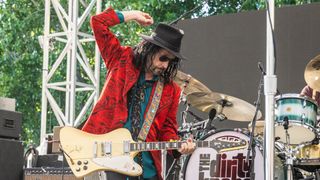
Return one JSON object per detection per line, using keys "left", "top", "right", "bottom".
{"left": 159, "top": 55, "right": 179, "bottom": 63}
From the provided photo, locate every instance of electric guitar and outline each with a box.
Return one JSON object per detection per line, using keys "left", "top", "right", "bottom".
{"left": 59, "top": 127, "right": 247, "bottom": 178}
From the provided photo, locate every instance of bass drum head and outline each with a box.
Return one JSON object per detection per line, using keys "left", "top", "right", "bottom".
{"left": 182, "top": 129, "right": 285, "bottom": 180}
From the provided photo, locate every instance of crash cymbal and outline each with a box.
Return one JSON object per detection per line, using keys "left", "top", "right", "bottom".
{"left": 305, "top": 54, "right": 320, "bottom": 91}
{"left": 174, "top": 71, "right": 212, "bottom": 95}
{"left": 186, "top": 92, "right": 262, "bottom": 121}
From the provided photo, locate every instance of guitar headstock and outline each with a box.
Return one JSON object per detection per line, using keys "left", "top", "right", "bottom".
{"left": 210, "top": 139, "right": 247, "bottom": 152}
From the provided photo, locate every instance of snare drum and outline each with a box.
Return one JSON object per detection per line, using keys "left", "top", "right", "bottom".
{"left": 182, "top": 129, "right": 285, "bottom": 180}
{"left": 275, "top": 94, "right": 318, "bottom": 144}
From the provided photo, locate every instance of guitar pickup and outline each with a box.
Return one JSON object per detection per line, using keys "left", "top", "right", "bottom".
{"left": 104, "top": 141, "right": 112, "bottom": 156}
{"left": 93, "top": 141, "right": 98, "bottom": 158}
{"left": 123, "top": 140, "right": 130, "bottom": 155}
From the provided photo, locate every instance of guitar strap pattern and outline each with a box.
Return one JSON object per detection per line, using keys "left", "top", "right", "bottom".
{"left": 137, "top": 81, "right": 164, "bottom": 141}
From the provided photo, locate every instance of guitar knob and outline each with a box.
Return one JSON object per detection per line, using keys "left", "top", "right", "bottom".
{"left": 76, "top": 168, "right": 81, "bottom": 172}
{"left": 77, "top": 161, "right": 82, "bottom": 165}
{"left": 83, "top": 166, "right": 88, "bottom": 171}
{"left": 83, "top": 160, "right": 88, "bottom": 165}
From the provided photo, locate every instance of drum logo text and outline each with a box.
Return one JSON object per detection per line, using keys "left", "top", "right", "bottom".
{"left": 198, "top": 153, "right": 252, "bottom": 180}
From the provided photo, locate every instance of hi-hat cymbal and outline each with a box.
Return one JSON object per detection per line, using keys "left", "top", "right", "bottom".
{"left": 248, "top": 120, "right": 264, "bottom": 136}
{"left": 186, "top": 92, "right": 262, "bottom": 121}
{"left": 174, "top": 71, "right": 212, "bottom": 95}
{"left": 305, "top": 54, "right": 320, "bottom": 91}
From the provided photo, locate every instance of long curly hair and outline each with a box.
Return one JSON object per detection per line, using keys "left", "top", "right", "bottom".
{"left": 132, "top": 41, "right": 181, "bottom": 84}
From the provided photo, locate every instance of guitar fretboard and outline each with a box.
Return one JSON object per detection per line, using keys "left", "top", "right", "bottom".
{"left": 129, "top": 140, "right": 241, "bottom": 152}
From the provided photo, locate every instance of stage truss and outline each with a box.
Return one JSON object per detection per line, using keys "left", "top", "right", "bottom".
{"left": 40, "top": 0, "right": 102, "bottom": 144}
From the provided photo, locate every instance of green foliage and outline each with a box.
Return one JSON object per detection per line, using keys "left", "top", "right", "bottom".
{"left": 1, "top": 0, "right": 319, "bottom": 148}
{"left": 0, "top": 1, "right": 45, "bottom": 146}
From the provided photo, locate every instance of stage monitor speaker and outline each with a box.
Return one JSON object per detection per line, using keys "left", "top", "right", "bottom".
{"left": 0, "top": 109, "right": 22, "bottom": 139}
{"left": 24, "top": 167, "right": 83, "bottom": 180}
{"left": 0, "top": 138, "right": 24, "bottom": 180}
{"left": 36, "top": 154, "right": 69, "bottom": 168}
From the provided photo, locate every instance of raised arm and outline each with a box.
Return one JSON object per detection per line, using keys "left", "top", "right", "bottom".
{"left": 91, "top": 8, "right": 153, "bottom": 69}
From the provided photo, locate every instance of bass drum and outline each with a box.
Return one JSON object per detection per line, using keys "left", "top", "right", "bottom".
{"left": 182, "top": 129, "right": 285, "bottom": 180}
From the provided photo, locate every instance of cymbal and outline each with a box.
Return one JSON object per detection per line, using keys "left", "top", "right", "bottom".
{"left": 248, "top": 120, "right": 264, "bottom": 136}
{"left": 304, "top": 54, "right": 320, "bottom": 91}
{"left": 174, "top": 71, "right": 212, "bottom": 95}
{"left": 186, "top": 92, "right": 262, "bottom": 121}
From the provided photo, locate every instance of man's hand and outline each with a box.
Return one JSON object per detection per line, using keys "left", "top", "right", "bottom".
{"left": 178, "top": 137, "right": 196, "bottom": 155}
{"left": 122, "top": 10, "right": 153, "bottom": 26}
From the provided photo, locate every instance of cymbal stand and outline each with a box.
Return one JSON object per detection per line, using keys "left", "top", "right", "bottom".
{"left": 166, "top": 158, "right": 182, "bottom": 180}
{"left": 283, "top": 117, "right": 294, "bottom": 180}
{"left": 167, "top": 104, "right": 190, "bottom": 180}
{"left": 246, "top": 65, "right": 265, "bottom": 180}
{"left": 180, "top": 104, "right": 190, "bottom": 137}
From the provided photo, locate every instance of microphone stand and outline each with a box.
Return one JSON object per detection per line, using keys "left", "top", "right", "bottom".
{"left": 246, "top": 65, "right": 265, "bottom": 180}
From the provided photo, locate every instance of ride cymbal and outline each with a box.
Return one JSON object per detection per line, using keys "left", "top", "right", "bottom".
{"left": 174, "top": 71, "right": 212, "bottom": 95}
{"left": 304, "top": 54, "right": 320, "bottom": 91}
{"left": 186, "top": 92, "right": 262, "bottom": 121}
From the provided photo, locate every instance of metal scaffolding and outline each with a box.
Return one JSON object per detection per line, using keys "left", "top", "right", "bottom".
{"left": 40, "top": 0, "right": 102, "bottom": 144}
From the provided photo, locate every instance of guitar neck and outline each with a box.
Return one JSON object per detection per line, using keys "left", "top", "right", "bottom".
{"left": 130, "top": 141, "right": 213, "bottom": 152}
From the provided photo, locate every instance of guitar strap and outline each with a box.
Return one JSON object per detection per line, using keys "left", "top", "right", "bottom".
{"left": 137, "top": 81, "right": 164, "bottom": 141}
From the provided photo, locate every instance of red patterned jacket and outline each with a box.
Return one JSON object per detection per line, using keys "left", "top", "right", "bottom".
{"left": 81, "top": 8, "right": 181, "bottom": 179}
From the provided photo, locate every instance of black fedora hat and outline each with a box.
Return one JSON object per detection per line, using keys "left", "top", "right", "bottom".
{"left": 140, "top": 23, "right": 186, "bottom": 60}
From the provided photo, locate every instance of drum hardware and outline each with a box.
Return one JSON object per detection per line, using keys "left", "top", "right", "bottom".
{"left": 283, "top": 116, "right": 290, "bottom": 144}
{"left": 178, "top": 110, "right": 217, "bottom": 139}
{"left": 315, "top": 169, "right": 320, "bottom": 180}
{"left": 186, "top": 109, "right": 203, "bottom": 122}
{"left": 180, "top": 103, "right": 190, "bottom": 138}
{"left": 246, "top": 64, "right": 264, "bottom": 180}
{"left": 283, "top": 116, "right": 295, "bottom": 180}
{"left": 248, "top": 120, "right": 264, "bottom": 136}
{"left": 166, "top": 158, "right": 182, "bottom": 180}
{"left": 178, "top": 123, "right": 204, "bottom": 136}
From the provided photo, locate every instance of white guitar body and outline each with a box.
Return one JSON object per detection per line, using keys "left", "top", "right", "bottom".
{"left": 60, "top": 127, "right": 142, "bottom": 178}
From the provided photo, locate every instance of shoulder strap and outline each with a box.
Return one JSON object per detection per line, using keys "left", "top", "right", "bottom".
{"left": 137, "top": 81, "right": 164, "bottom": 141}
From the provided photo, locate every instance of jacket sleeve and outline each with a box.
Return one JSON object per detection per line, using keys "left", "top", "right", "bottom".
{"left": 159, "top": 84, "right": 181, "bottom": 142}
{"left": 90, "top": 7, "right": 123, "bottom": 70}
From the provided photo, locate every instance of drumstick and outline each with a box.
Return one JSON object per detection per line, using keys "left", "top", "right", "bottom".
{"left": 312, "top": 89, "right": 317, "bottom": 100}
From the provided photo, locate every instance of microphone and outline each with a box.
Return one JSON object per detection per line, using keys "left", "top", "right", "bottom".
{"left": 312, "top": 138, "right": 319, "bottom": 145}
{"left": 283, "top": 116, "right": 289, "bottom": 130}
{"left": 187, "top": 110, "right": 203, "bottom": 121}
{"left": 258, "top": 62, "right": 266, "bottom": 75}
{"left": 206, "top": 108, "right": 217, "bottom": 131}
{"left": 258, "top": 61, "right": 281, "bottom": 95}
{"left": 209, "top": 108, "right": 217, "bottom": 120}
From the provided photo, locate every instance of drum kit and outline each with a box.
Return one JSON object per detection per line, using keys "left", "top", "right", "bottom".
{"left": 171, "top": 55, "right": 320, "bottom": 180}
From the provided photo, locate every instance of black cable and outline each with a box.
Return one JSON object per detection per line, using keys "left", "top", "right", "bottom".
{"left": 169, "top": 0, "right": 208, "bottom": 25}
